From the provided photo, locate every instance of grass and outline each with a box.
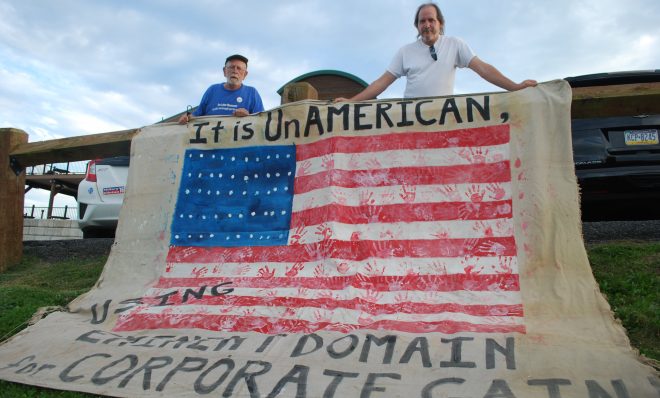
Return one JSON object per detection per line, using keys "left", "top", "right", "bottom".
{"left": 0, "top": 255, "right": 106, "bottom": 397}
{"left": 0, "top": 242, "right": 658, "bottom": 397}
{"left": 586, "top": 242, "right": 660, "bottom": 360}
{"left": 0, "top": 255, "right": 106, "bottom": 342}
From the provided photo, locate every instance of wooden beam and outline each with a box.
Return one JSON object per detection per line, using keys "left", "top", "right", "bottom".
{"left": 571, "top": 82, "right": 660, "bottom": 119}
{"left": 0, "top": 128, "right": 28, "bottom": 271}
{"left": 9, "top": 128, "right": 139, "bottom": 168}
{"left": 25, "top": 174, "right": 84, "bottom": 197}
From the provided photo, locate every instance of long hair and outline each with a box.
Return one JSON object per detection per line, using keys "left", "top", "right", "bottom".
{"left": 414, "top": 3, "right": 445, "bottom": 36}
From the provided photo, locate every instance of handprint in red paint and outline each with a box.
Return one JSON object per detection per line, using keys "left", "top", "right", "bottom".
{"left": 289, "top": 225, "right": 307, "bottom": 245}
{"left": 459, "top": 147, "right": 489, "bottom": 164}
{"left": 317, "top": 290, "right": 335, "bottom": 300}
{"left": 235, "top": 264, "right": 250, "bottom": 276}
{"left": 257, "top": 266, "right": 275, "bottom": 278}
{"left": 333, "top": 190, "right": 347, "bottom": 205}
{"left": 298, "top": 160, "right": 312, "bottom": 176}
{"left": 357, "top": 313, "right": 374, "bottom": 326}
{"left": 336, "top": 262, "right": 351, "bottom": 274}
{"left": 314, "top": 264, "right": 328, "bottom": 278}
{"left": 321, "top": 154, "right": 334, "bottom": 170}
{"left": 285, "top": 262, "right": 305, "bottom": 277}
{"left": 439, "top": 184, "right": 462, "bottom": 201}
{"left": 478, "top": 241, "right": 507, "bottom": 256}
{"left": 359, "top": 190, "right": 375, "bottom": 206}
{"left": 499, "top": 256, "right": 513, "bottom": 274}
{"left": 466, "top": 185, "right": 485, "bottom": 202}
{"left": 487, "top": 183, "right": 506, "bottom": 200}
{"left": 361, "top": 289, "right": 383, "bottom": 303}
{"left": 473, "top": 221, "right": 494, "bottom": 237}
{"left": 458, "top": 203, "right": 478, "bottom": 220}
{"left": 282, "top": 307, "right": 296, "bottom": 317}
{"left": 431, "top": 261, "right": 448, "bottom": 275}
{"left": 400, "top": 184, "right": 417, "bottom": 203}
{"left": 364, "top": 157, "right": 382, "bottom": 170}
{"left": 432, "top": 228, "right": 450, "bottom": 239}
{"left": 313, "top": 310, "right": 331, "bottom": 323}
{"left": 191, "top": 267, "right": 208, "bottom": 278}
{"left": 365, "top": 260, "right": 385, "bottom": 276}
{"left": 315, "top": 223, "right": 333, "bottom": 241}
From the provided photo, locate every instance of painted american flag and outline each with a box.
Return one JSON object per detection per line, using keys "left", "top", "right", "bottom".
{"left": 114, "top": 124, "right": 524, "bottom": 335}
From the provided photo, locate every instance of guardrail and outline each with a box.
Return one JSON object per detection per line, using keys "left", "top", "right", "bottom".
{"left": 1, "top": 127, "right": 138, "bottom": 271}
{"left": 2, "top": 82, "right": 660, "bottom": 273}
{"left": 26, "top": 161, "right": 87, "bottom": 176}
{"left": 24, "top": 205, "right": 78, "bottom": 220}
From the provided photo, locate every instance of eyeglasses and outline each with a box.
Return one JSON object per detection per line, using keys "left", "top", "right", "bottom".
{"left": 225, "top": 65, "right": 246, "bottom": 72}
{"left": 429, "top": 45, "right": 437, "bottom": 61}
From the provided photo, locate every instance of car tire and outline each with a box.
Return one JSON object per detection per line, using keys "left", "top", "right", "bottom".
{"left": 82, "top": 228, "right": 116, "bottom": 239}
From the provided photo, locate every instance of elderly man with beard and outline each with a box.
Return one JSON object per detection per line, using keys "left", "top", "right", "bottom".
{"left": 179, "top": 54, "right": 264, "bottom": 123}
{"left": 337, "top": 3, "right": 536, "bottom": 101}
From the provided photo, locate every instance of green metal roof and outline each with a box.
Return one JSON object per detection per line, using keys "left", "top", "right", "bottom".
{"left": 276, "top": 70, "right": 368, "bottom": 94}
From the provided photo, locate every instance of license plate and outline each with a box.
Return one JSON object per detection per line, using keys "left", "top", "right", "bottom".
{"left": 624, "top": 129, "right": 659, "bottom": 146}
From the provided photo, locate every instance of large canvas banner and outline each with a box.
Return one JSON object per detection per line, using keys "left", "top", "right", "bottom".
{"left": 1, "top": 80, "right": 657, "bottom": 397}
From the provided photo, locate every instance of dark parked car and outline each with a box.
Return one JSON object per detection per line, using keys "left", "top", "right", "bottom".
{"left": 566, "top": 70, "right": 660, "bottom": 220}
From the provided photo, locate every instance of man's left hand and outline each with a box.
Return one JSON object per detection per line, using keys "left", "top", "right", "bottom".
{"left": 515, "top": 80, "right": 538, "bottom": 90}
{"left": 233, "top": 108, "right": 250, "bottom": 117}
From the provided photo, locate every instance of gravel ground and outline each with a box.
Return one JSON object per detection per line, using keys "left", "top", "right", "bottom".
{"left": 582, "top": 220, "right": 660, "bottom": 244}
{"left": 22, "top": 221, "right": 660, "bottom": 261}
{"left": 23, "top": 238, "right": 114, "bottom": 262}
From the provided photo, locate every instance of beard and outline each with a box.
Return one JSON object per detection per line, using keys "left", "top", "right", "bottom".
{"left": 420, "top": 27, "right": 439, "bottom": 44}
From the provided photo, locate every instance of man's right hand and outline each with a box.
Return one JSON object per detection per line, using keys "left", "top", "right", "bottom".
{"left": 178, "top": 113, "right": 191, "bottom": 124}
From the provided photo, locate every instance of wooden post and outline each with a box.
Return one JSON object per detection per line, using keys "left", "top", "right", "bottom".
{"left": 47, "top": 181, "right": 57, "bottom": 219}
{"left": 0, "top": 128, "right": 28, "bottom": 272}
{"left": 281, "top": 82, "right": 318, "bottom": 104}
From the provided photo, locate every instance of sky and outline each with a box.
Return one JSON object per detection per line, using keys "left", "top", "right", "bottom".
{"left": 1, "top": 0, "right": 659, "bottom": 210}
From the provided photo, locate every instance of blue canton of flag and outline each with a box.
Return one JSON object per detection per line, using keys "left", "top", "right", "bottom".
{"left": 170, "top": 146, "right": 296, "bottom": 247}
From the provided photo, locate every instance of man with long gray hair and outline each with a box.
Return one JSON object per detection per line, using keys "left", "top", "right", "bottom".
{"left": 337, "top": 3, "right": 536, "bottom": 101}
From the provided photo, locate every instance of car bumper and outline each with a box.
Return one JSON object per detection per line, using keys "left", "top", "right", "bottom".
{"left": 577, "top": 166, "right": 660, "bottom": 202}
{"left": 576, "top": 166, "right": 660, "bottom": 220}
{"left": 78, "top": 202, "right": 122, "bottom": 230}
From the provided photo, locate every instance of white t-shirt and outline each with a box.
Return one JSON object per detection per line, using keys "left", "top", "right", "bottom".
{"left": 387, "top": 36, "right": 476, "bottom": 97}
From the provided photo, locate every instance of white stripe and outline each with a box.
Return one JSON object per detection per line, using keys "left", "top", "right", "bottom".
{"left": 165, "top": 256, "right": 519, "bottom": 278}
{"left": 142, "top": 287, "right": 522, "bottom": 306}
{"left": 292, "top": 183, "right": 512, "bottom": 210}
{"left": 296, "top": 144, "right": 510, "bottom": 175}
{"left": 287, "top": 219, "right": 514, "bottom": 244}
{"left": 166, "top": 259, "right": 518, "bottom": 278}
{"left": 126, "top": 304, "right": 523, "bottom": 326}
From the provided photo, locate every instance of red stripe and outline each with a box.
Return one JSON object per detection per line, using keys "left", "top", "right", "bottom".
{"left": 294, "top": 162, "right": 511, "bottom": 194}
{"left": 291, "top": 200, "right": 512, "bottom": 227}
{"left": 153, "top": 273, "right": 520, "bottom": 292}
{"left": 166, "top": 236, "right": 517, "bottom": 263}
{"left": 114, "top": 313, "right": 526, "bottom": 334}
{"left": 296, "top": 125, "right": 511, "bottom": 161}
{"left": 144, "top": 294, "right": 523, "bottom": 317}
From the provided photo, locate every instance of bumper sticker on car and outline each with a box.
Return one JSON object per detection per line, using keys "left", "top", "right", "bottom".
{"left": 103, "top": 186, "right": 125, "bottom": 195}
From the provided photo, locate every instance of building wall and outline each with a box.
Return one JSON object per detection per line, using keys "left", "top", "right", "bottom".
{"left": 23, "top": 219, "right": 83, "bottom": 241}
{"left": 301, "top": 75, "right": 366, "bottom": 100}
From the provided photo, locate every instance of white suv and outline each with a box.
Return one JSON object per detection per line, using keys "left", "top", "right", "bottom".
{"left": 77, "top": 156, "right": 129, "bottom": 238}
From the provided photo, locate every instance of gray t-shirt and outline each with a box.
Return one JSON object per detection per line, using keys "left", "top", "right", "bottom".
{"left": 387, "top": 36, "right": 475, "bottom": 97}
